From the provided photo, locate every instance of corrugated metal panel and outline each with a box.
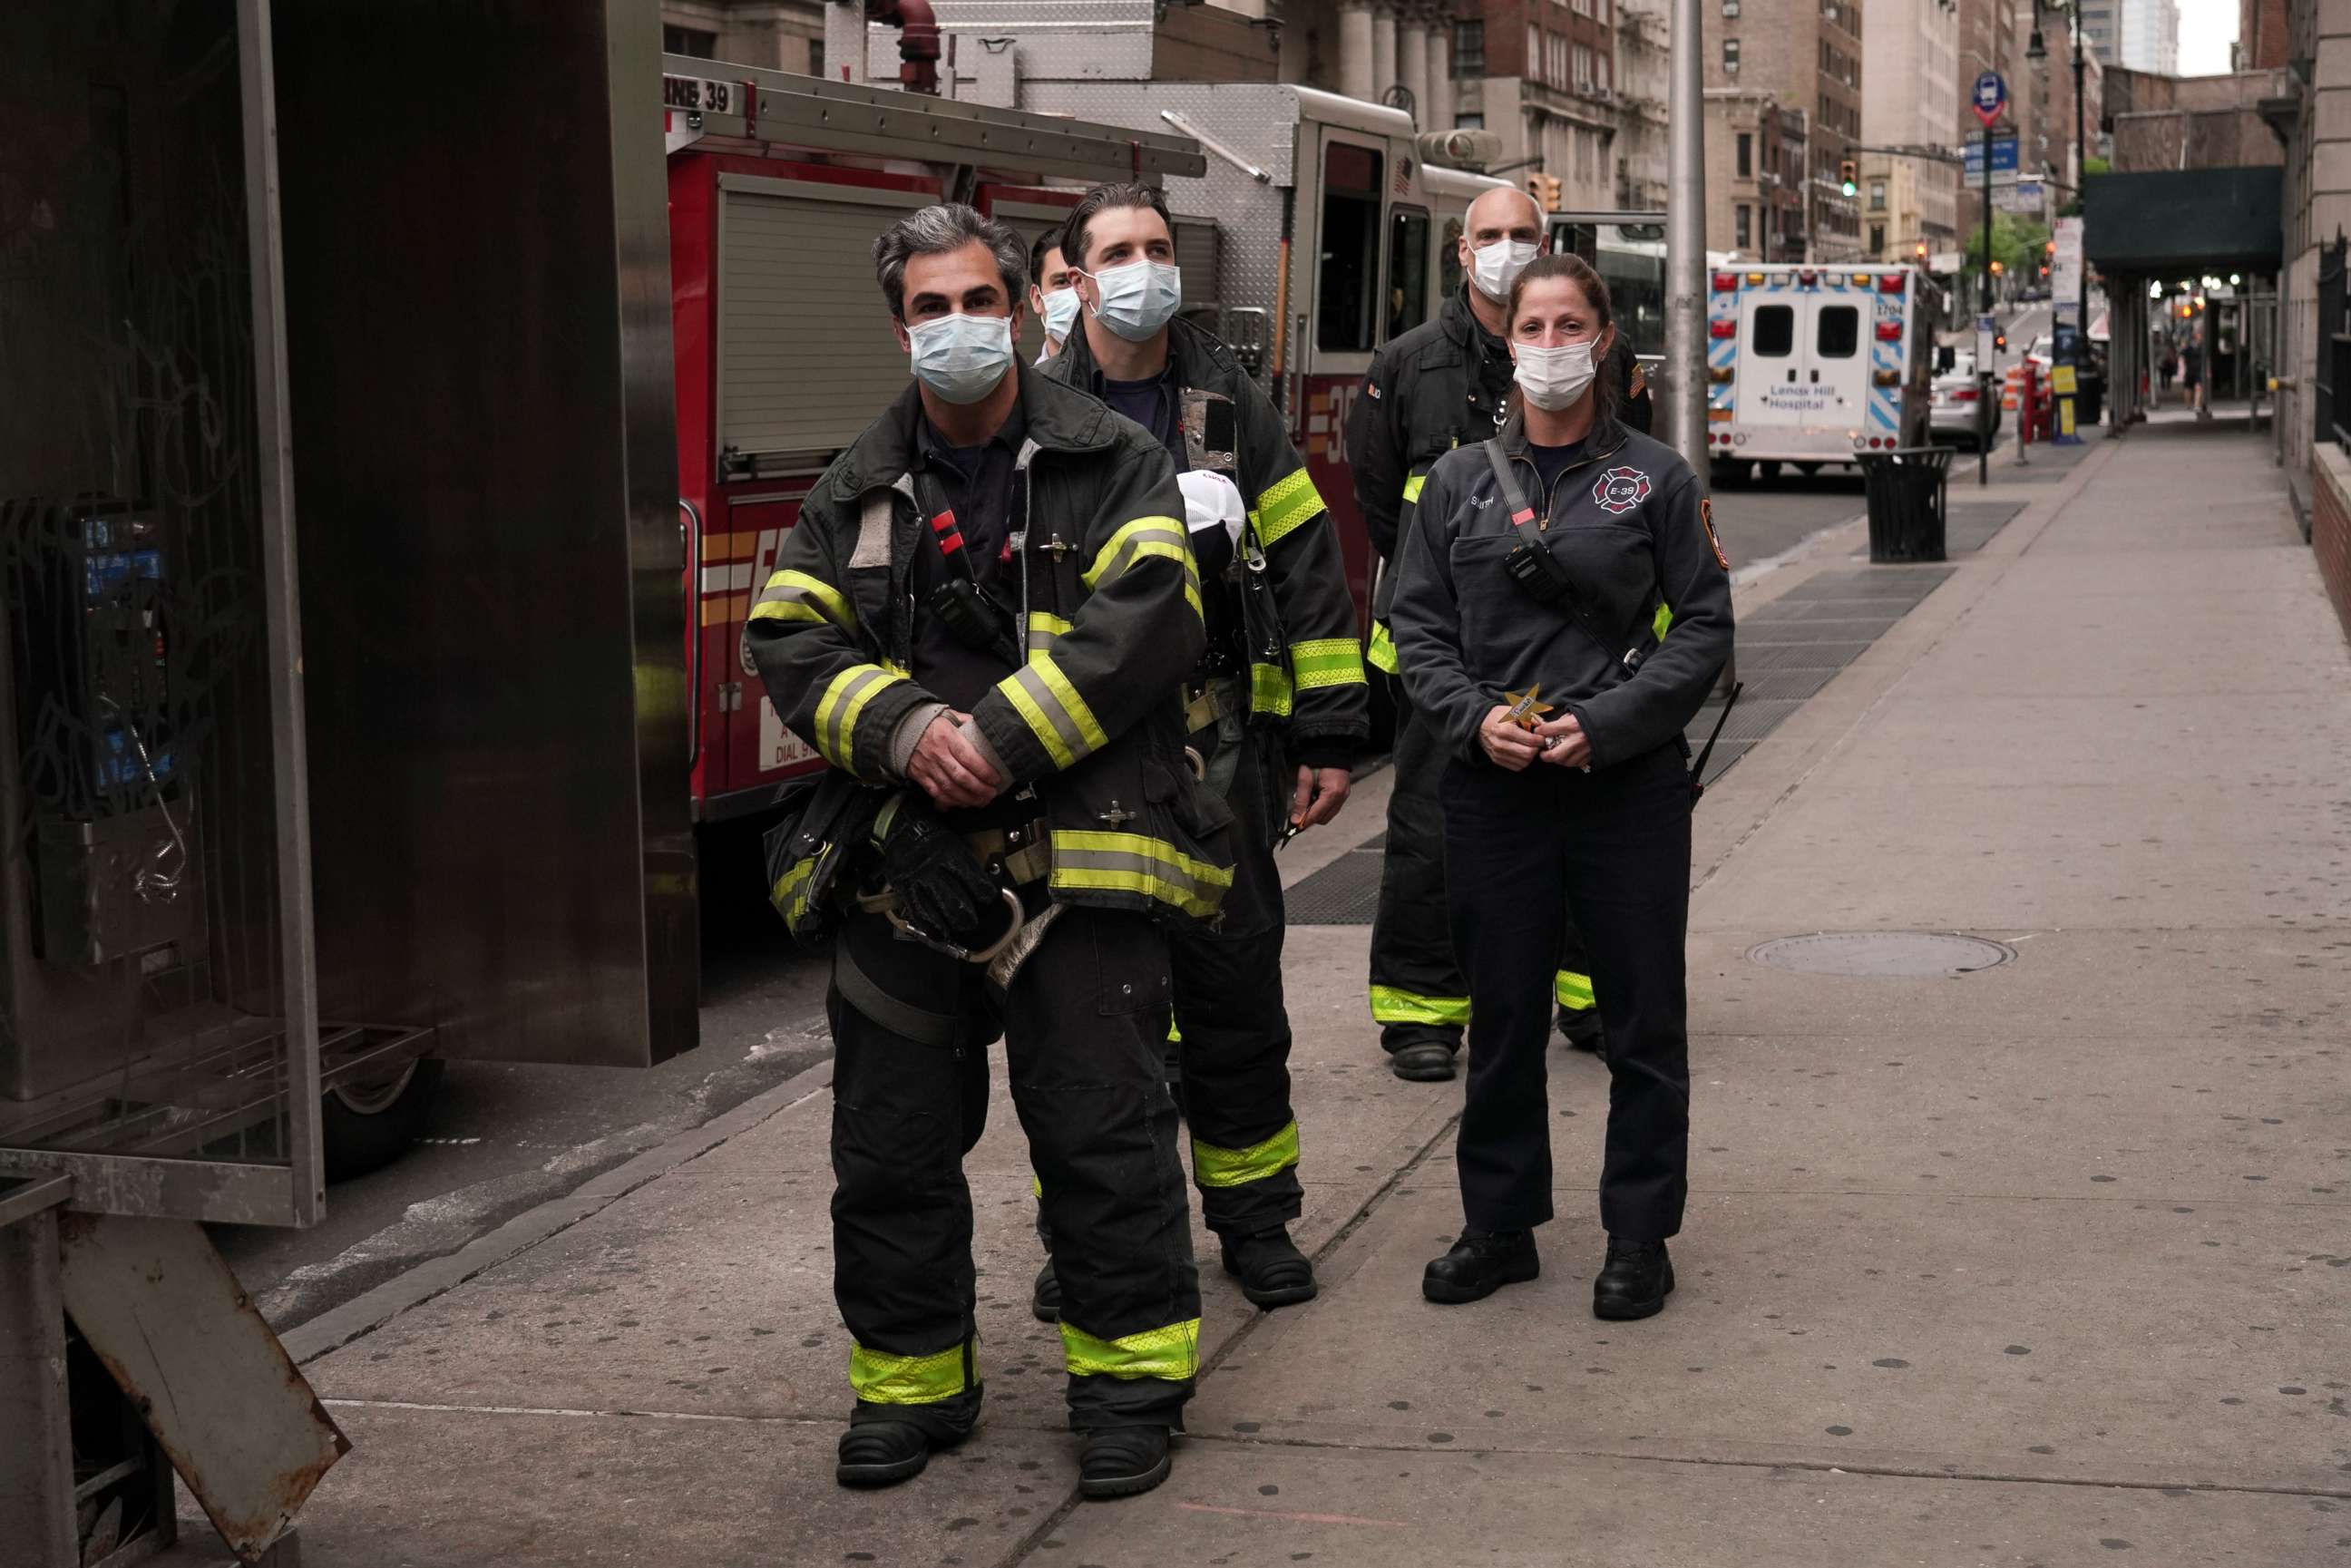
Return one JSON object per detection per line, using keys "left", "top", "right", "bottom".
{"left": 719, "top": 179, "right": 933, "bottom": 461}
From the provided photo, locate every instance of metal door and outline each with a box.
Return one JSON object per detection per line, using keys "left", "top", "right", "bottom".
{"left": 1809, "top": 290, "right": 1871, "bottom": 426}
{"left": 1736, "top": 287, "right": 1808, "bottom": 427}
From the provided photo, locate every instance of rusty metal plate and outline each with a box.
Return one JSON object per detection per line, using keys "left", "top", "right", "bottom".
{"left": 1747, "top": 932, "right": 2016, "bottom": 978}
{"left": 56, "top": 1213, "right": 348, "bottom": 1564}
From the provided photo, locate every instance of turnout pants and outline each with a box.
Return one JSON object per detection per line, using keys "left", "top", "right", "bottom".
{"left": 829, "top": 901, "right": 1201, "bottom": 1431}
{"left": 1165, "top": 720, "right": 1304, "bottom": 1240}
{"left": 1439, "top": 744, "right": 1694, "bottom": 1242}
{"left": 1370, "top": 684, "right": 1598, "bottom": 1055}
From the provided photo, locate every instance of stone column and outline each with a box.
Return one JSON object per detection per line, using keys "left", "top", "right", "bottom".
{"left": 1339, "top": 0, "right": 1377, "bottom": 102}
{"left": 1426, "top": 20, "right": 1454, "bottom": 130}
{"left": 1398, "top": 12, "right": 1430, "bottom": 125}
{"left": 1278, "top": 0, "right": 1312, "bottom": 83}
{"left": 1371, "top": 2, "right": 1398, "bottom": 105}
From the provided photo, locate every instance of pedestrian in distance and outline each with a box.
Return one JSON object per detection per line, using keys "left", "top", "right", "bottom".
{"left": 1389, "top": 254, "right": 1734, "bottom": 1320}
{"left": 744, "top": 201, "right": 1236, "bottom": 1501}
{"left": 2159, "top": 341, "right": 2178, "bottom": 403}
{"left": 1029, "top": 181, "right": 1371, "bottom": 1322}
{"left": 1346, "top": 186, "right": 1613, "bottom": 1086}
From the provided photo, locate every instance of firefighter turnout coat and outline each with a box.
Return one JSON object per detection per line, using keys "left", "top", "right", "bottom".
{"left": 745, "top": 365, "right": 1236, "bottom": 929}
{"left": 1045, "top": 316, "right": 1370, "bottom": 755}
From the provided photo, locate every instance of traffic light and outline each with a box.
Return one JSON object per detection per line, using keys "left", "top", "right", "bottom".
{"left": 1989, "top": 259, "right": 2005, "bottom": 275}
{"left": 1914, "top": 240, "right": 1929, "bottom": 262}
{"left": 1839, "top": 158, "right": 1858, "bottom": 197}
{"left": 2044, "top": 239, "right": 2057, "bottom": 256}
{"left": 1525, "top": 171, "right": 1562, "bottom": 212}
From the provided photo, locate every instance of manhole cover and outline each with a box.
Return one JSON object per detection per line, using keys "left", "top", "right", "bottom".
{"left": 1747, "top": 932, "right": 2014, "bottom": 978}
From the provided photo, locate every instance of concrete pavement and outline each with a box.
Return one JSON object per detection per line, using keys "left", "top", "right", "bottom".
{"left": 161, "top": 417, "right": 2350, "bottom": 1566}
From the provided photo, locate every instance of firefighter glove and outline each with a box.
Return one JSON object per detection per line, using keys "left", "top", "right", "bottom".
{"left": 881, "top": 799, "right": 1001, "bottom": 945}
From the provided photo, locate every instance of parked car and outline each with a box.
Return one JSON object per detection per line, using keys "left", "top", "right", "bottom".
{"left": 1929, "top": 351, "right": 2004, "bottom": 450}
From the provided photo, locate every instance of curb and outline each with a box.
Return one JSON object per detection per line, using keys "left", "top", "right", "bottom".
{"left": 282, "top": 1057, "right": 836, "bottom": 1365}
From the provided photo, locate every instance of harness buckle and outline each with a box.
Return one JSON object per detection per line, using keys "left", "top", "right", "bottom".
{"left": 887, "top": 887, "right": 1026, "bottom": 965}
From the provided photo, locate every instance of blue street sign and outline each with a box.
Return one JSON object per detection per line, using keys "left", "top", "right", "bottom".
{"left": 1972, "top": 70, "right": 2008, "bottom": 126}
{"left": 1962, "top": 130, "right": 2021, "bottom": 186}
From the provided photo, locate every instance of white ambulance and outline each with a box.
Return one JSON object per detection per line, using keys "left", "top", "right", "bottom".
{"left": 1703, "top": 264, "right": 1934, "bottom": 484}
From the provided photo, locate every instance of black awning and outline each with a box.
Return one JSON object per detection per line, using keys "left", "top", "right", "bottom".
{"left": 2083, "top": 166, "right": 2282, "bottom": 273}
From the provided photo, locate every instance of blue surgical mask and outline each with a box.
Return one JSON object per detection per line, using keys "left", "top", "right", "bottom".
{"left": 907, "top": 312, "right": 1015, "bottom": 404}
{"left": 1040, "top": 287, "right": 1081, "bottom": 342}
{"left": 1085, "top": 259, "right": 1183, "bottom": 341}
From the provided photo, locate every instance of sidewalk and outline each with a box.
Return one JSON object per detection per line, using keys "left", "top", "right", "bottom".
{"left": 169, "top": 419, "right": 2348, "bottom": 1565}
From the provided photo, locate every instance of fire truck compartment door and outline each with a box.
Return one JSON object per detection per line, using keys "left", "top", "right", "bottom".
{"left": 718, "top": 174, "right": 940, "bottom": 466}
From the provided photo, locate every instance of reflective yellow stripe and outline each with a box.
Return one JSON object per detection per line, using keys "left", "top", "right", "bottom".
{"left": 1253, "top": 469, "right": 1326, "bottom": 548}
{"left": 1029, "top": 654, "right": 1108, "bottom": 755}
{"left": 998, "top": 669, "right": 1076, "bottom": 770}
{"left": 1367, "top": 619, "right": 1399, "bottom": 674}
{"left": 849, "top": 1339, "right": 971, "bottom": 1405}
{"left": 1370, "top": 985, "right": 1470, "bottom": 1027}
{"left": 1049, "top": 829, "right": 1234, "bottom": 920}
{"left": 1289, "top": 637, "right": 1366, "bottom": 692}
{"left": 1059, "top": 1318, "right": 1200, "bottom": 1381}
{"left": 1555, "top": 969, "right": 1595, "bottom": 1010}
{"left": 751, "top": 569, "right": 855, "bottom": 628}
{"left": 1653, "top": 600, "right": 1673, "bottom": 641}
{"left": 1083, "top": 517, "right": 1190, "bottom": 588}
{"left": 1026, "top": 611, "right": 1073, "bottom": 659}
{"left": 771, "top": 856, "right": 817, "bottom": 925}
{"left": 815, "top": 664, "right": 904, "bottom": 770}
{"left": 1031, "top": 1173, "right": 1043, "bottom": 1198}
{"left": 1400, "top": 472, "right": 1426, "bottom": 504}
{"left": 1249, "top": 661, "right": 1293, "bottom": 717}
{"left": 1193, "top": 1120, "right": 1300, "bottom": 1189}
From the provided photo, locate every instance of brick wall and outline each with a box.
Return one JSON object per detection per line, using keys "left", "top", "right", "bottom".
{"left": 2314, "top": 444, "right": 2351, "bottom": 647}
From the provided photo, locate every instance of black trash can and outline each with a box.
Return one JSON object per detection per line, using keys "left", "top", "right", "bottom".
{"left": 2077, "top": 368, "right": 2104, "bottom": 427}
{"left": 1858, "top": 446, "right": 1951, "bottom": 563}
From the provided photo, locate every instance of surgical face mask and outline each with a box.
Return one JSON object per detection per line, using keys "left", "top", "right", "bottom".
{"left": 1513, "top": 336, "right": 1600, "bottom": 412}
{"left": 1085, "top": 259, "right": 1183, "bottom": 341}
{"left": 1470, "top": 239, "right": 1540, "bottom": 302}
{"left": 907, "top": 312, "right": 1015, "bottom": 404}
{"left": 1039, "top": 287, "right": 1082, "bottom": 342}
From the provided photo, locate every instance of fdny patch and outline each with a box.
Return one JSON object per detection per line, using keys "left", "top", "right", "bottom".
{"left": 1592, "top": 465, "right": 1652, "bottom": 515}
{"left": 1366, "top": 380, "right": 1382, "bottom": 399}
{"left": 1702, "top": 497, "right": 1731, "bottom": 570}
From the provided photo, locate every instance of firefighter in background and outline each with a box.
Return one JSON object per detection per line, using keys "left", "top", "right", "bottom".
{"left": 1040, "top": 181, "right": 1371, "bottom": 1314}
{"left": 1029, "top": 230, "right": 1078, "bottom": 364}
{"left": 1349, "top": 187, "right": 1632, "bottom": 1084}
{"left": 745, "top": 203, "right": 1232, "bottom": 1500}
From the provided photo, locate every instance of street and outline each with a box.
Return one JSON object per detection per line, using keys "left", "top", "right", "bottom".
{"left": 208, "top": 460, "right": 1884, "bottom": 1333}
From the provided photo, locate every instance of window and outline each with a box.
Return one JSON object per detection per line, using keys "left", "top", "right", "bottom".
{"left": 1869, "top": 222, "right": 1886, "bottom": 253}
{"left": 1439, "top": 218, "right": 1466, "bottom": 300}
{"left": 1736, "top": 133, "right": 1752, "bottom": 178}
{"left": 810, "top": 40, "right": 826, "bottom": 79}
{"left": 1528, "top": 24, "right": 1541, "bottom": 76}
{"left": 664, "top": 24, "right": 717, "bottom": 58}
{"left": 1817, "top": 304, "right": 1859, "bottom": 357}
{"left": 1869, "top": 179, "right": 1886, "bottom": 210}
{"left": 1388, "top": 209, "right": 1432, "bottom": 340}
{"left": 1574, "top": 43, "right": 1592, "bottom": 90}
{"left": 1735, "top": 204, "right": 1751, "bottom": 249}
{"left": 1722, "top": 0, "right": 1740, "bottom": 13}
{"left": 1455, "top": 112, "right": 1486, "bottom": 130}
{"left": 1453, "top": 19, "right": 1486, "bottom": 75}
{"left": 1317, "top": 141, "right": 1385, "bottom": 353}
{"left": 1752, "top": 303, "right": 1795, "bottom": 356}
{"left": 1722, "top": 37, "right": 1740, "bottom": 72}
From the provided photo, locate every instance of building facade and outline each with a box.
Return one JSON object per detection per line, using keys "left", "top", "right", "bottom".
{"left": 1614, "top": 0, "right": 1672, "bottom": 208}
{"left": 1863, "top": 0, "right": 1963, "bottom": 262}
{"left": 662, "top": 2, "right": 824, "bottom": 74}
{"left": 1706, "top": 0, "right": 1863, "bottom": 258}
{"left": 2079, "top": 0, "right": 2180, "bottom": 75}
{"left": 1449, "top": 0, "right": 1623, "bottom": 208}
{"left": 1705, "top": 89, "right": 1810, "bottom": 260}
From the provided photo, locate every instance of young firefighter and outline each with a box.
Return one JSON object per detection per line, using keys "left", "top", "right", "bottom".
{"left": 745, "top": 203, "right": 1234, "bottom": 1500}
{"left": 1037, "top": 182, "right": 1370, "bottom": 1315}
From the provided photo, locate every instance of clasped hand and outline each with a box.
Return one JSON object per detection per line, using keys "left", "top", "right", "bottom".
{"left": 907, "top": 712, "right": 1003, "bottom": 810}
{"left": 1478, "top": 706, "right": 1592, "bottom": 773}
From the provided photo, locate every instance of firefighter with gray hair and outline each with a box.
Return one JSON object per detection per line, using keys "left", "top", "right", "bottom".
{"left": 744, "top": 200, "right": 1234, "bottom": 1500}
{"left": 1036, "top": 180, "right": 1370, "bottom": 1320}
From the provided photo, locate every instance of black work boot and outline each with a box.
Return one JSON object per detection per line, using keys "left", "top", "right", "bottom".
{"left": 1421, "top": 1229, "right": 1540, "bottom": 1304}
{"left": 1219, "top": 1226, "right": 1319, "bottom": 1310}
{"left": 1078, "top": 1424, "right": 1174, "bottom": 1500}
{"left": 1389, "top": 1040, "right": 1458, "bottom": 1082}
{"left": 1593, "top": 1238, "right": 1675, "bottom": 1321}
{"left": 1554, "top": 1005, "right": 1605, "bottom": 1057}
{"left": 835, "top": 1387, "right": 982, "bottom": 1488}
{"left": 1030, "top": 1259, "right": 1061, "bottom": 1324}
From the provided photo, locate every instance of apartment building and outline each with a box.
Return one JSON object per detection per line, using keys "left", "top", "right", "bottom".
{"left": 1706, "top": 89, "right": 1810, "bottom": 260}
{"left": 1706, "top": 0, "right": 1864, "bottom": 257}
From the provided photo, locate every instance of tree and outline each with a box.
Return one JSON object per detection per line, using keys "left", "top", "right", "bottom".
{"left": 1961, "top": 210, "right": 2047, "bottom": 293}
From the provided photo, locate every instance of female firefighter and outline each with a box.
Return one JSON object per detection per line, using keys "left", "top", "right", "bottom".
{"left": 1387, "top": 254, "right": 1733, "bottom": 1320}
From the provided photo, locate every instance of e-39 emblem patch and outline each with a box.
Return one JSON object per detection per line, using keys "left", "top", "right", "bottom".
{"left": 1701, "top": 497, "right": 1730, "bottom": 570}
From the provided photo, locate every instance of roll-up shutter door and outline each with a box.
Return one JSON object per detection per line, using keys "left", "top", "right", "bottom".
{"left": 1173, "top": 216, "right": 1222, "bottom": 306}
{"left": 718, "top": 174, "right": 936, "bottom": 463}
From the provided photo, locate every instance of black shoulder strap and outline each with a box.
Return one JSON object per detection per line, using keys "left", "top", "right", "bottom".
{"left": 1483, "top": 439, "right": 1542, "bottom": 548}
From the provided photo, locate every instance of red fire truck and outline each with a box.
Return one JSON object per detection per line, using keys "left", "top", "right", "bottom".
{"left": 663, "top": 60, "right": 1514, "bottom": 813}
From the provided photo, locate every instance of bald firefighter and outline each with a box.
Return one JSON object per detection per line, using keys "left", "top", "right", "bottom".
{"left": 746, "top": 203, "right": 1234, "bottom": 1501}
